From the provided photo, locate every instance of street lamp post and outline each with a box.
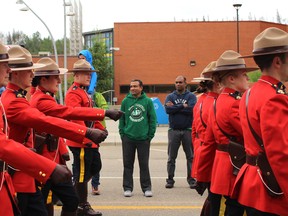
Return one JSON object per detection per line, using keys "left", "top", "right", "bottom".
{"left": 16, "top": 0, "right": 64, "bottom": 104}
{"left": 233, "top": 3, "right": 242, "bottom": 53}
{"left": 63, "top": 1, "right": 74, "bottom": 97}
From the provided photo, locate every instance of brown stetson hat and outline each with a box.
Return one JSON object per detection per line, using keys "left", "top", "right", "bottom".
{"left": 0, "top": 43, "right": 24, "bottom": 62}
{"left": 242, "top": 27, "right": 288, "bottom": 58}
{"left": 213, "top": 50, "right": 258, "bottom": 73}
{"left": 34, "top": 57, "right": 68, "bottom": 76}
{"left": 191, "top": 61, "right": 216, "bottom": 82}
{"left": 68, "top": 59, "right": 97, "bottom": 73}
{"left": 8, "top": 46, "right": 45, "bottom": 71}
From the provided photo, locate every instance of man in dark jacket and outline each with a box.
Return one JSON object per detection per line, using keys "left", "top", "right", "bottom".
{"left": 165, "top": 75, "right": 197, "bottom": 189}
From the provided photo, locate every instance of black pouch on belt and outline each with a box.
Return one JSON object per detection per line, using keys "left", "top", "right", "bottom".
{"left": 228, "top": 140, "right": 246, "bottom": 176}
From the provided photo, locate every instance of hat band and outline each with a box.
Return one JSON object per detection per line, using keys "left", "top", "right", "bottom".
{"left": 0, "top": 53, "right": 9, "bottom": 60}
{"left": 34, "top": 70, "right": 60, "bottom": 75}
{"left": 9, "top": 62, "right": 33, "bottom": 68}
{"left": 216, "top": 64, "right": 246, "bottom": 70}
{"left": 253, "top": 45, "right": 288, "bottom": 54}
{"left": 74, "top": 67, "right": 92, "bottom": 70}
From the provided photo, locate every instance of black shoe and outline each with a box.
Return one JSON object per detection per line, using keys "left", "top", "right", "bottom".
{"left": 77, "top": 202, "right": 102, "bottom": 216}
{"left": 165, "top": 182, "right": 174, "bottom": 188}
{"left": 165, "top": 178, "right": 175, "bottom": 189}
{"left": 189, "top": 178, "right": 197, "bottom": 189}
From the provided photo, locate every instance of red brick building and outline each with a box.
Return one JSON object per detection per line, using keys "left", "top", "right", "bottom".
{"left": 112, "top": 21, "right": 288, "bottom": 104}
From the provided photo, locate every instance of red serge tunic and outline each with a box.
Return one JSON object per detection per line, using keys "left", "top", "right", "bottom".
{"left": 1, "top": 83, "right": 88, "bottom": 193}
{"left": 0, "top": 101, "right": 58, "bottom": 216}
{"left": 232, "top": 76, "right": 288, "bottom": 215}
{"left": 197, "top": 87, "right": 243, "bottom": 196}
{"left": 65, "top": 82, "right": 105, "bottom": 148}
{"left": 191, "top": 92, "right": 219, "bottom": 178}
{"left": 30, "top": 86, "right": 106, "bottom": 162}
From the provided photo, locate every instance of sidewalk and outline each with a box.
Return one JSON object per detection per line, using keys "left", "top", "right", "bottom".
{"left": 103, "top": 119, "right": 169, "bottom": 146}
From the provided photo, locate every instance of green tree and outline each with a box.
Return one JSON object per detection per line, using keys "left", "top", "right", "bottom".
{"left": 248, "top": 70, "right": 261, "bottom": 82}
{"left": 89, "top": 40, "right": 113, "bottom": 94}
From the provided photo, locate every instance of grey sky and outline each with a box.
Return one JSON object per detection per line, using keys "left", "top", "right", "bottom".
{"left": 1, "top": 0, "right": 287, "bottom": 40}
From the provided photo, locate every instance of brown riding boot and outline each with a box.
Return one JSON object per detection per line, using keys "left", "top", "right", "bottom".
{"left": 46, "top": 203, "right": 54, "bottom": 216}
{"left": 61, "top": 210, "right": 77, "bottom": 216}
{"left": 74, "top": 182, "right": 102, "bottom": 216}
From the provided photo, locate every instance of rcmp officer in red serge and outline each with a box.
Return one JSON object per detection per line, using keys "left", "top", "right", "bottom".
{"left": 65, "top": 59, "right": 123, "bottom": 216}
{"left": 196, "top": 50, "right": 258, "bottom": 215}
{"left": 232, "top": 27, "right": 288, "bottom": 215}
{"left": 1, "top": 46, "right": 108, "bottom": 216}
{"left": 30, "top": 57, "right": 122, "bottom": 216}
{"left": 191, "top": 61, "right": 223, "bottom": 216}
{"left": 0, "top": 44, "right": 75, "bottom": 215}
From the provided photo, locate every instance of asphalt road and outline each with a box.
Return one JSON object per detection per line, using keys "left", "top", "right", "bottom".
{"left": 54, "top": 120, "right": 207, "bottom": 216}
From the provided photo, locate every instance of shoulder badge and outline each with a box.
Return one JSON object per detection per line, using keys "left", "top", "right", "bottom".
{"left": 273, "top": 83, "right": 287, "bottom": 95}
{"left": 15, "top": 89, "right": 27, "bottom": 98}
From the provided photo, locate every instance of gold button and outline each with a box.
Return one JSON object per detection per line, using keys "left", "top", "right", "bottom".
{"left": 39, "top": 171, "right": 43, "bottom": 175}
{"left": 42, "top": 173, "right": 46, "bottom": 177}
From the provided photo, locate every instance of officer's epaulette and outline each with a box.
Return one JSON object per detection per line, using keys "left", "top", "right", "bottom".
{"left": 229, "top": 91, "right": 241, "bottom": 100}
{"left": 72, "top": 85, "right": 86, "bottom": 90}
{"left": 42, "top": 90, "right": 54, "bottom": 97}
{"left": 272, "top": 82, "right": 287, "bottom": 95}
{"left": 15, "top": 89, "right": 27, "bottom": 98}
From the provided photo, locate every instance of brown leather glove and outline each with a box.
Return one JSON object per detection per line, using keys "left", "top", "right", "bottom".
{"left": 85, "top": 128, "right": 108, "bottom": 144}
{"left": 195, "top": 181, "right": 209, "bottom": 196}
{"left": 105, "top": 110, "right": 124, "bottom": 121}
{"left": 50, "top": 164, "right": 72, "bottom": 184}
{"left": 61, "top": 153, "right": 70, "bottom": 161}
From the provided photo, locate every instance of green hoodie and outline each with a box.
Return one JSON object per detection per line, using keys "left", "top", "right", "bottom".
{"left": 119, "top": 92, "right": 157, "bottom": 141}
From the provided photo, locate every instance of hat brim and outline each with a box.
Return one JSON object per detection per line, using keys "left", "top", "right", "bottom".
{"left": 191, "top": 77, "right": 212, "bottom": 82}
{"left": 0, "top": 57, "right": 24, "bottom": 62}
{"left": 68, "top": 69, "right": 97, "bottom": 73}
{"left": 10, "top": 63, "right": 46, "bottom": 71}
{"left": 34, "top": 68, "right": 68, "bottom": 76}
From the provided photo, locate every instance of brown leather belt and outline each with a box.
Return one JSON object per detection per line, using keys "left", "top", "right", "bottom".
{"left": 0, "top": 160, "right": 5, "bottom": 172}
{"left": 217, "top": 144, "right": 229, "bottom": 152}
{"left": 246, "top": 154, "right": 258, "bottom": 166}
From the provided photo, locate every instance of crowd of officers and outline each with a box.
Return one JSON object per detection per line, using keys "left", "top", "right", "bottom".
{"left": 0, "top": 26, "right": 288, "bottom": 216}
{"left": 192, "top": 27, "right": 288, "bottom": 216}
{"left": 0, "top": 44, "right": 123, "bottom": 216}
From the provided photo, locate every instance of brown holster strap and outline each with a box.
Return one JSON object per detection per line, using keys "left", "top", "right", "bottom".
{"left": 0, "top": 160, "right": 6, "bottom": 172}
{"left": 246, "top": 154, "right": 258, "bottom": 166}
{"left": 217, "top": 144, "right": 229, "bottom": 152}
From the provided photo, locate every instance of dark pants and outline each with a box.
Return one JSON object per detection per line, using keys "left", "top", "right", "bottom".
{"left": 69, "top": 147, "right": 101, "bottom": 183}
{"left": 122, "top": 136, "right": 151, "bottom": 192}
{"left": 91, "top": 172, "right": 100, "bottom": 188}
{"left": 41, "top": 179, "right": 79, "bottom": 212}
{"left": 245, "top": 206, "right": 279, "bottom": 216}
{"left": 224, "top": 196, "right": 245, "bottom": 216}
{"left": 167, "top": 129, "right": 193, "bottom": 184}
{"left": 208, "top": 189, "right": 222, "bottom": 216}
{"left": 17, "top": 186, "right": 47, "bottom": 216}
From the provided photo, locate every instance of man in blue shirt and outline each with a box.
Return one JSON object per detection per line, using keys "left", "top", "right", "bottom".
{"left": 165, "top": 75, "right": 197, "bottom": 189}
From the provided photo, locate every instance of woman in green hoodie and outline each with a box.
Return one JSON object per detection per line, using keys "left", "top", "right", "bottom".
{"left": 119, "top": 79, "right": 157, "bottom": 198}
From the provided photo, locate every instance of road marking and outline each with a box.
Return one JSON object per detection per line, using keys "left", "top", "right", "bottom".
{"left": 55, "top": 205, "right": 202, "bottom": 210}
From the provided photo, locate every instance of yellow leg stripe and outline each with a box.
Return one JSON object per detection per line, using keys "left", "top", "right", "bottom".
{"left": 47, "top": 190, "right": 53, "bottom": 204}
{"left": 79, "top": 148, "right": 85, "bottom": 183}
